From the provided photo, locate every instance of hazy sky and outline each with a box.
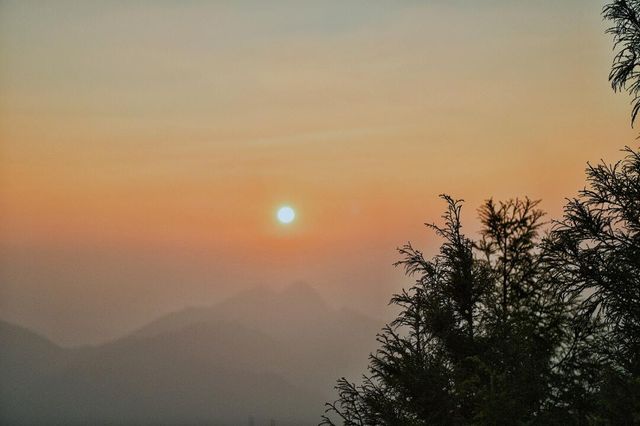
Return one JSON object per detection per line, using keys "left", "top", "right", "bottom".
{"left": 0, "top": 0, "right": 634, "bottom": 345}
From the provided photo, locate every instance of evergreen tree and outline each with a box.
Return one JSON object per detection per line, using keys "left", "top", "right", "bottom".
{"left": 322, "top": 3, "right": 640, "bottom": 424}
{"left": 545, "top": 148, "right": 640, "bottom": 423}
{"left": 604, "top": 0, "right": 640, "bottom": 125}
{"left": 322, "top": 196, "right": 575, "bottom": 425}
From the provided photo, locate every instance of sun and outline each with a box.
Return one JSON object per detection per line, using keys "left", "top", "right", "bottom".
{"left": 277, "top": 206, "right": 296, "bottom": 224}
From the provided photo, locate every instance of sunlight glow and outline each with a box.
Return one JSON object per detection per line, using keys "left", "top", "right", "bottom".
{"left": 277, "top": 206, "right": 296, "bottom": 224}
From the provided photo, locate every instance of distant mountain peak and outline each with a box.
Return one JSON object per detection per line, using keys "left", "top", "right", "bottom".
{"left": 240, "top": 284, "right": 276, "bottom": 297}
{"left": 279, "top": 281, "right": 326, "bottom": 304}
{"left": 0, "top": 319, "right": 60, "bottom": 349}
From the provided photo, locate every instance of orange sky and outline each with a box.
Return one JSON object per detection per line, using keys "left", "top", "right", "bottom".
{"left": 0, "top": 0, "right": 636, "bottom": 344}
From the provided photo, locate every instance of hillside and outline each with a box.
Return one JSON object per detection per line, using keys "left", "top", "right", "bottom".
{"left": 0, "top": 284, "right": 382, "bottom": 425}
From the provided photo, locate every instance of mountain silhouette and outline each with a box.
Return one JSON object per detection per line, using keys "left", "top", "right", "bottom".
{"left": 134, "top": 282, "right": 331, "bottom": 339}
{"left": 0, "top": 283, "right": 381, "bottom": 425}
{"left": 132, "top": 282, "right": 379, "bottom": 393}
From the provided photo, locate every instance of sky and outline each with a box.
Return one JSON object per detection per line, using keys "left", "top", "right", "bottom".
{"left": 0, "top": 0, "right": 635, "bottom": 345}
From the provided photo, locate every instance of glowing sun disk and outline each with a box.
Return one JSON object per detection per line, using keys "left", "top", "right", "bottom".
{"left": 277, "top": 206, "right": 295, "bottom": 224}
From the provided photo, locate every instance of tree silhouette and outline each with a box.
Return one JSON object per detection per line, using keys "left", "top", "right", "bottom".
{"left": 604, "top": 0, "right": 640, "bottom": 125}
{"left": 322, "top": 196, "right": 578, "bottom": 425}
{"left": 322, "top": 2, "right": 640, "bottom": 424}
{"left": 545, "top": 147, "right": 640, "bottom": 423}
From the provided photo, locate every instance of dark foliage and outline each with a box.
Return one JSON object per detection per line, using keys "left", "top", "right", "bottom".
{"left": 322, "top": 3, "right": 640, "bottom": 424}
{"left": 322, "top": 149, "right": 640, "bottom": 424}
{"left": 545, "top": 147, "right": 640, "bottom": 423}
{"left": 322, "top": 196, "right": 580, "bottom": 425}
{"left": 604, "top": 0, "right": 640, "bottom": 125}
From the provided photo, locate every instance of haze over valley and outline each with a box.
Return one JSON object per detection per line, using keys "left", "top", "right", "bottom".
{"left": 1, "top": 283, "right": 381, "bottom": 425}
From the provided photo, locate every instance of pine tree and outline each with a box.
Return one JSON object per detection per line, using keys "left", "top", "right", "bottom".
{"left": 322, "top": 196, "right": 574, "bottom": 425}
{"left": 604, "top": 0, "right": 640, "bottom": 125}
{"left": 545, "top": 148, "right": 640, "bottom": 423}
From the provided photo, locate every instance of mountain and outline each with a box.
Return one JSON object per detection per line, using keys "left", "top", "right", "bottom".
{"left": 0, "top": 320, "right": 66, "bottom": 391}
{"left": 0, "top": 283, "right": 382, "bottom": 425}
{"left": 134, "top": 282, "right": 338, "bottom": 341}
{"left": 132, "top": 283, "right": 380, "bottom": 389}
{"left": 0, "top": 320, "right": 70, "bottom": 424}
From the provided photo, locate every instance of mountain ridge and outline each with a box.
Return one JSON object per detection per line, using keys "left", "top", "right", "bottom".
{"left": 0, "top": 283, "right": 383, "bottom": 425}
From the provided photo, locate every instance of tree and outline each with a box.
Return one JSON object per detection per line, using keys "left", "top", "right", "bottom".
{"left": 604, "top": 0, "right": 640, "bottom": 125}
{"left": 322, "top": 196, "right": 576, "bottom": 425}
{"left": 322, "top": 3, "right": 640, "bottom": 423}
{"left": 544, "top": 147, "right": 640, "bottom": 423}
